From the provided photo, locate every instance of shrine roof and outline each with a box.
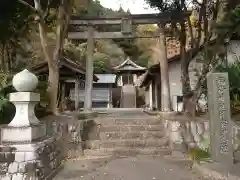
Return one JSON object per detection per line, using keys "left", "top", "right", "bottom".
{"left": 113, "top": 57, "right": 147, "bottom": 72}
{"left": 30, "top": 57, "right": 98, "bottom": 81}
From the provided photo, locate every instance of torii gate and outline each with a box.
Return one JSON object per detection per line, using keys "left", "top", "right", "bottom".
{"left": 68, "top": 11, "right": 190, "bottom": 112}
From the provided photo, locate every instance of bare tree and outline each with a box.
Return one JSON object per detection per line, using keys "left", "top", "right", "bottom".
{"left": 19, "top": 0, "right": 74, "bottom": 114}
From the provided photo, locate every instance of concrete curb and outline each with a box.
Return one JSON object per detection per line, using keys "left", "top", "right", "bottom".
{"left": 192, "top": 162, "right": 240, "bottom": 180}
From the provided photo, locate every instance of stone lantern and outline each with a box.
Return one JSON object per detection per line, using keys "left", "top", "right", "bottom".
{"left": 1, "top": 69, "right": 46, "bottom": 142}
{"left": 0, "top": 69, "right": 63, "bottom": 180}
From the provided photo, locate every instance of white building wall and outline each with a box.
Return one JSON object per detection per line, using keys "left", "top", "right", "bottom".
{"left": 168, "top": 40, "right": 240, "bottom": 111}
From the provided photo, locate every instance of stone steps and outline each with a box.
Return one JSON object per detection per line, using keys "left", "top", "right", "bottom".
{"left": 84, "top": 138, "right": 169, "bottom": 149}
{"left": 83, "top": 147, "right": 172, "bottom": 157}
{"left": 99, "top": 124, "right": 165, "bottom": 132}
{"left": 81, "top": 113, "right": 170, "bottom": 158}
{"left": 99, "top": 131, "right": 165, "bottom": 140}
{"left": 95, "top": 117, "right": 163, "bottom": 126}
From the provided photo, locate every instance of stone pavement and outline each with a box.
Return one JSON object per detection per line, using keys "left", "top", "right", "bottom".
{"left": 53, "top": 156, "right": 207, "bottom": 180}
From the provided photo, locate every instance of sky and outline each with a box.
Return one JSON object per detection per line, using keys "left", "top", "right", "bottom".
{"left": 99, "top": 0, "right": 159, "bottom": 14}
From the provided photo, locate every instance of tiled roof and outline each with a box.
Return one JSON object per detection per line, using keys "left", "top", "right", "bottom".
{"left": 165, "top": 33, "right": 193, "bottom": 61}
{"left": 113, "top": 57, "right": 147, "bottom": 71}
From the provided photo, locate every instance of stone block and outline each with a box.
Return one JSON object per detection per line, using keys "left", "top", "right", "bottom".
{"left": 12, "top": 173, "right": 23, "bottom": 180}
{"left": 24, "top": 152, "right": 38, "bottom": 162}
{"left": 8, "top": 162, "right": 18, "bottom": 174}
{"left": 15, "top": 152, "right": 25, "bottom": 163}
{"left": 1, "top": 124, "right": 46, "bottom": 142}
{"left": 0, "top": 163, "right": 8, "bottom": 174}
{"left": 18, "top": 162, "right": 27, "bottom": 173}
{"left": 9, "top": 92, "right": 40, "bottom": 102}
{"left": 0, "top": 135, "right": 63, "bottom": 179}
{"left": 0, "top": 174, "right": 12, "bottom": 180}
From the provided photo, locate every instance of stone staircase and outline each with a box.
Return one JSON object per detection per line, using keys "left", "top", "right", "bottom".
{"left": 82, "top": 111, "right": 172, "bottom": 158}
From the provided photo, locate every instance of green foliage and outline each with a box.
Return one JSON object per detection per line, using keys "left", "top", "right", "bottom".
{"left": 0, "top": 72, "right": 15, "bottom": 124}
{"left": 216, "top": 62, "right": 240, "bottom": 101}
{"left": 216, "top": 62, "right": 240, "bottom": 113}
{"left": 67, "top": 0, "right": 152, "bottom": 71}
{"left": 34, "top": 78, "right": 50, "bottom": 108}
{"left": 216, "top": 6, "right": 240, "bottom": 41}
{"left": 0, "top": 1, "right": 33, "bottom": 72}
{"left": 189, "top": 148, "right": 210, "bottom": 162}
{"left": 0, "top": 1, "right": 31, "bottom": 42}
{"left": 93, "top": 52, "right": 111, "bottom": 73}
{"left": 145, "top": 0, "right": 180, "bottom": 12}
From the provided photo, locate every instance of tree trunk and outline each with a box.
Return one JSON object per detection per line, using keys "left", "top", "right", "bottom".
{"left": 180, "top": 37, "right": 192, "bottom": 112}
{"left": 6, "top": 45, "right": 11, "bottom": 71}
{"left": 155, "top": 24, "right": 171, "bottom": 112}
{"left": 0, "top": 43, "right": 8, "bottom": 72}
{"left": 37, "top": 21, "right": 59, "bottom": 114}
{"left": 48, "top": 66, "right": 59, "bottom": 114}
{"left": 33, "top": 0, "right": 72, "bottom": 114}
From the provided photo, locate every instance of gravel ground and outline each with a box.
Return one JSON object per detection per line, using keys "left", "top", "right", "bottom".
{"left": 53, "top": 155, "right": 209, "bottom": 180}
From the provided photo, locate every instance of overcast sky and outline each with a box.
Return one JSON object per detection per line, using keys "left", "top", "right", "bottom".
{"left": 99, "top": 0, "right": 159, "bottom": 14}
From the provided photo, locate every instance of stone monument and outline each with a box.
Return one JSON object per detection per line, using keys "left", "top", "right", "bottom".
{"left": 207, "top": 72, "right": 233, "bottom": 165}
{"left": 0, "top": 69, "right": 64, "bottom": 179}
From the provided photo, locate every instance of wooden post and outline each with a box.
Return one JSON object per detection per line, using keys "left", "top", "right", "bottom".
{"left": 154, "top": 81, "right": 158, "bottom": 109}
{"left": 149, "top": 81, "right": 153, "bottom": 110}
{"left": 107, "top": 87, "right": 112, "bottom": 108}
{"left": 60, "top": 82, "right": 66, "bottom": 111}
{"left": 75, "top": 78, "right": 80, "bottom": 111}
{"left": 84, "top": 25, "right": 94, "bottom": 112}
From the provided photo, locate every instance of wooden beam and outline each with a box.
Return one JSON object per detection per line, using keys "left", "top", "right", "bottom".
{"left": 70, "top": 18, "right": 183, "bottom": 26}
{"left": 68, "top": 31, "right": 172, "bottom": 39}
{"left": 70, "top": 12, "right": 191, "bottom": 25}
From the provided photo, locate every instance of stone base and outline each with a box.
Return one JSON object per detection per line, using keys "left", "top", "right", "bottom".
{"left": 0, "top": 136, "right": 65, "bottom": 180}
{"left": 76, "top": 111, "right": 98, "bottom": 120}
{"left": 1, "top": 124, "right": 46, "bottom": 142}
{"left": 192, "top": 162, "right": 240, "bottom": 180}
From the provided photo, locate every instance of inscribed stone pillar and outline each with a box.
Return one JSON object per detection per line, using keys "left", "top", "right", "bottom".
{"left": 207, "top": 72, "right": 233, "bottom": 165}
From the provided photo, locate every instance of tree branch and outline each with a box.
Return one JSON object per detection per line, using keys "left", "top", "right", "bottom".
{"left": 192, "top": 0, "right": 202, "bottom": 6}
{"left": 43, "top": 0, "right": 53, "bottom": 20}
{"left": 18, "top": 0, "right": 38, "bottom": 13}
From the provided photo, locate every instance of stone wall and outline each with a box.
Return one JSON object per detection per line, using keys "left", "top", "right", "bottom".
{"left": 0, "top": 114, "right": 89, "bottom": 180}
{"left": 0, "top": 135, "right": 65, "bottom": 180}
{"left": 44, "top": 115, "right": 86, "bottom": 159}
{"left": 163, "top": 115, "right": 240, "bottom": 153}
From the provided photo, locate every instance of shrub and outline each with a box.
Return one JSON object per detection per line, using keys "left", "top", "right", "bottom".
{"left": 216, "top": 62, "right": 240, "bottom": 114}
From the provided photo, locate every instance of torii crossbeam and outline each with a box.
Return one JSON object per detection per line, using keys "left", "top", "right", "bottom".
{"left": 68, "top": 11, "right": 190, "bottom": 112}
